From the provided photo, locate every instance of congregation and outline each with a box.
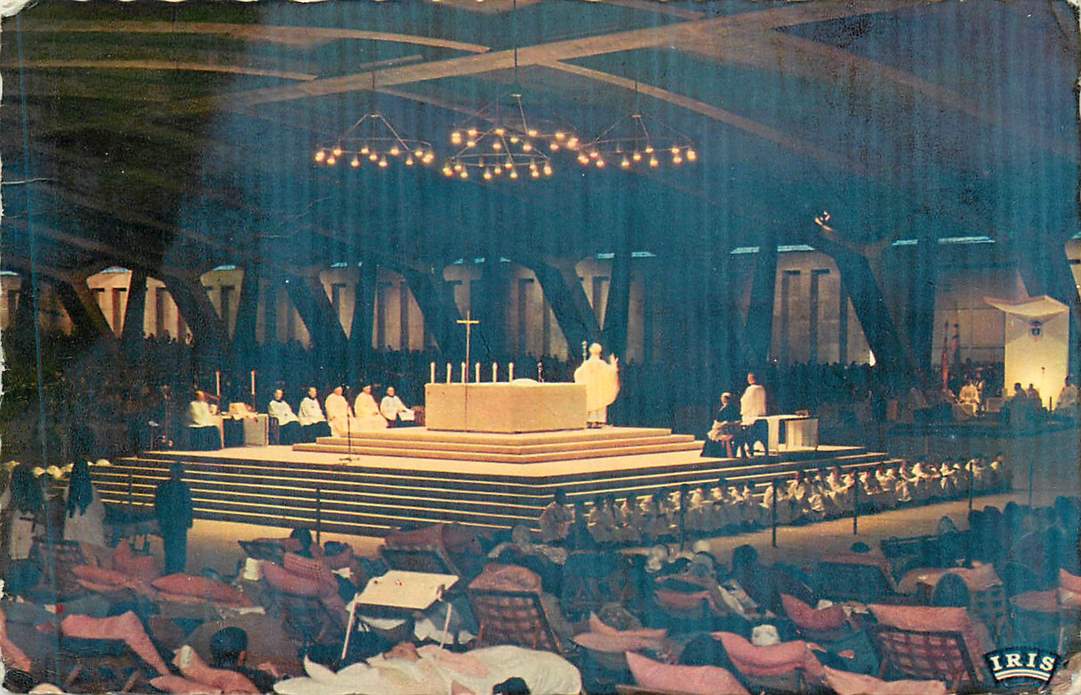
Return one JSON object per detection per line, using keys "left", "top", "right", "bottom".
{"left": 0, "top": 447, "right": 1076, "bottom": 695}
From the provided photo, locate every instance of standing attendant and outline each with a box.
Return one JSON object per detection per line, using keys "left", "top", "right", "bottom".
{"left": 155, "top": 463, "right": 193, "bottom": 575}
{"left": 64, "top": 460, "right": 107, "bottom": 549}
{"left": 268, "top": 389, "right": 302, "bottom": 445}
{"left": 739, "top": 373, "right": 768, "bottom": 457}
{"left": 298, "top": 387, "right": 332, "bottom": 442}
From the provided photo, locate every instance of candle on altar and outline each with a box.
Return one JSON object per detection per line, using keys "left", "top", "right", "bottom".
{"left": 475, "top": 362, "right": 481, "bottom": 383}
{"left": 460, "top": 362, "right": 466, "bottom": 383}
{"left": 215, "top": 371, "right": 221, "bottom": 399}
{"left": 430, "top": 362, "right": 436, "bottom": 384}
{"left": 250, "top": 370, "right": 256, "bottom": 399}
{"left": 492, "top": 363, "right": 498, "bottom": 382}
{"left": 508, "top": 362, "right": 514, "bottom": 380}
{"left": 446, "top": 363, "right": 452, "bottom": 383}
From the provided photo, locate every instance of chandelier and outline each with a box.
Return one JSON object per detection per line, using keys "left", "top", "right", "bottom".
{"left": 577, "top": 85, "right": 697, "bottom": 171}
{"left": 442, "top": 0, "right": 581, "bottom": 182}
{"left": 442, "top": 92, "right": 559, "bottom": 181}
{"left": 313, "top": 74, "right": 436, "bottom": 170}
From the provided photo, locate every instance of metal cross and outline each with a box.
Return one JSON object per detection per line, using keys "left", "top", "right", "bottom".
{"left": 457, "top": 310, "right": 480, "bottom": 383}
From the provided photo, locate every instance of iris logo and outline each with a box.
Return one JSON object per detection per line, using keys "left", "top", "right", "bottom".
{"left": 984, "top": 648, "right": 1060, "bottom": 686}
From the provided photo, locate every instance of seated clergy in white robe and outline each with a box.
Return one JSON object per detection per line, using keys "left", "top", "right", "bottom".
{"left": 268, "top": 389, "right": 302, "bottom": 445}
{"left": 574, "top": 343, "right": 620, "bottom": 427}
{"left": 1057, "top": 376, "right": 1079, "bottom": 412}
{"left": 186, "top": 391, "right": 220, "bottom": 450}
{"left": 325, "top": 386, "right": 356, "bottom": 438}
{"left": 353, "top": 385, "right": 388, "bottom": 431}
{"left": 298, "top": 387, "right": 332, "bottom": 441}
{"left": 379, "top": 386, "right": 414, "bottom": 426}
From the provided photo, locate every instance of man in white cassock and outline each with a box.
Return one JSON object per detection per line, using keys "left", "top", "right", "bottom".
{"left": 325, "top": 386, "right": 355, "bottom": 438}
{"left": 739, "top": 372, "right": 768, "bottom": 457}
{"left": 268, "top": 388, "right": 302, "bottom": 445}
{"left": 354, "top": 384, "right": 388, "bottom": 430}
{"left": 379, "top": 386, "right": 414, "bottom": 427}
{"left": 574, "top": 343, "right": 620, "bottom": 428}
{"left": 298, "top": 387, "right": 332, "bottom": 442}
{"left": 1057, "top": 376, "right": 1078, "bottom": 413}
{"left": 186, "top": 390, "right": 221, "bottom": 450}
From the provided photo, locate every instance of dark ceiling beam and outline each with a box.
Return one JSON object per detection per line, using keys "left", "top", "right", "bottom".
{"left": 0, "top": 252, "right": 73, "bottom": 283}
{"left": 187, "top": 0, "right": 934, "bottom": 111}
{"left": 1, "top": 217, "right": 158, "bottom": 273}
{"left": 16, "top": 20, "right": 491, "bottom": 54}
{"left": 678, "top": 29, "right": 1075, "bottom": 160}
{"left": 549, "top": 60, "right": 867, "bottom": 177}
{"left": 1, "top": 60, "right": 319, "bottom": 82}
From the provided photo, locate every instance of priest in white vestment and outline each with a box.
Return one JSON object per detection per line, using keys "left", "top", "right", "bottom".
{"left": 379, "top": 386, "right": 413, "bottom": 426}
{"left": 325, "top": 386, "right": 355, "bottom": 438}
{"left": 354, "top": 385, "right": 388, "bottom": 430}
{"left": 739, "top": 372, "right": 768, "bottom": 456}
{"left": 298, "top": 387, "right": 332, "bottom": 441}
{"left": 573, "top": 343, "right": 620, "bottom": 427}
{"left": 186, "top": 390, "right": 221, "bottom": 450}
{"left": 1057, "top": 376, "right": 1078, "bottom": 413}
{"left": 268, "top": 388, "right": 302, "bottom": 445}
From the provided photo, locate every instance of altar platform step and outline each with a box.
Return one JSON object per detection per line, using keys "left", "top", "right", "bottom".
{"left": 292, "top": 427, "right": 703, "bottom": 463}
{"left": 94, "top": 443, "right": 895, "bottom": 537}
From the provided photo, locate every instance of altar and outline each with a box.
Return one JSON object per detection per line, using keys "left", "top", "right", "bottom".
{"left": 424, "top": 382, "right": 587, "bottom": 433}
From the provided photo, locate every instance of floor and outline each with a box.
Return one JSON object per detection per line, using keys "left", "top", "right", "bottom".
{"left": 175, "top": 488, "right": 1040, "bottom": 576}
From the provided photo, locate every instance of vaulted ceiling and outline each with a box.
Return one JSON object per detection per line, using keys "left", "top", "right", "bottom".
{"left": 2, "top": 0, "right": 1078, "bottom": 280}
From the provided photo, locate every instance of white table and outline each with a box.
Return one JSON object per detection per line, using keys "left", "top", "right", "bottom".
{"left": 356, "top": 570, "right": 459, "bottom": 612}
{"left": 761, "top": 415, "right": 819, "bottom": 453}
{"left": 425, "top": 382, "right": 587, "bottom": 432}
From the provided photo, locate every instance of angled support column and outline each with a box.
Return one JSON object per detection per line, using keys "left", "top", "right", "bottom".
{"left": 284, "top": 272, "right": 349, "bottom": 359}
{"left": 121, "top": 269, "right": 148, "bottom": 358}
{"left": 348, "top": 260, "right": 378, "bottom": 382}
{"left": 162, "top": 272, "right": 227, "bottom": 362}
{"left": 233, "top": 267, "right": 260, "bottom": 353}
{"left": 603, "top": 246, "right": 633, "bottom": 358}
{"left": 399, "top": 266, "right": 464, "bottom": 357}
{"left": 475, "top": 256, "right": 508, "bottom": 359}
{"left": 230, "top": 266, "right": 261, "bottom": 387}
{"left": 51, "top": 275, "right": 113, "bottom": 342}
{"left": 522, "top": 257, "right": 601, "bottom": 355}
{"left": 830, "top": 247, "right": 915, "bottom": 380}
{"left": 10, "top": 271, "right": 38, "bottom": 347}
{"left": 905, "top": 236, "right": 938, "bottom": 375}
{"left": 707, "top": 244, "right": 743, "bottom": 389}
{"left": 742, "top": 234, "right": 778, "bottom": 369}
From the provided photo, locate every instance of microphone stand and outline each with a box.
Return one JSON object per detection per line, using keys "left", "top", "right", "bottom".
{"left": 341, "top": 390, "right": 355, "bottom": 464}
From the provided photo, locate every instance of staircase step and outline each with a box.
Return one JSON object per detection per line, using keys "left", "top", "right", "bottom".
{"left": 95, "top": 442, "right": 894, "bottom": 536}
{"left": 292, "top": 439, "right": 704, "bottom": 463}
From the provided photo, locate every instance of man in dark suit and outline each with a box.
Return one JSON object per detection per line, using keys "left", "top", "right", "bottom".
{"left": 155, "top": 462, "right": 193, "bottom": 574}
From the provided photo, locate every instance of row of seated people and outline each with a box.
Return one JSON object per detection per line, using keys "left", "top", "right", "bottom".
{"left": 183, "top": 384, "right": 414, "bottom": 451}
{"left": 540, "top": 455, "right": 1013, "bottom": 545}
